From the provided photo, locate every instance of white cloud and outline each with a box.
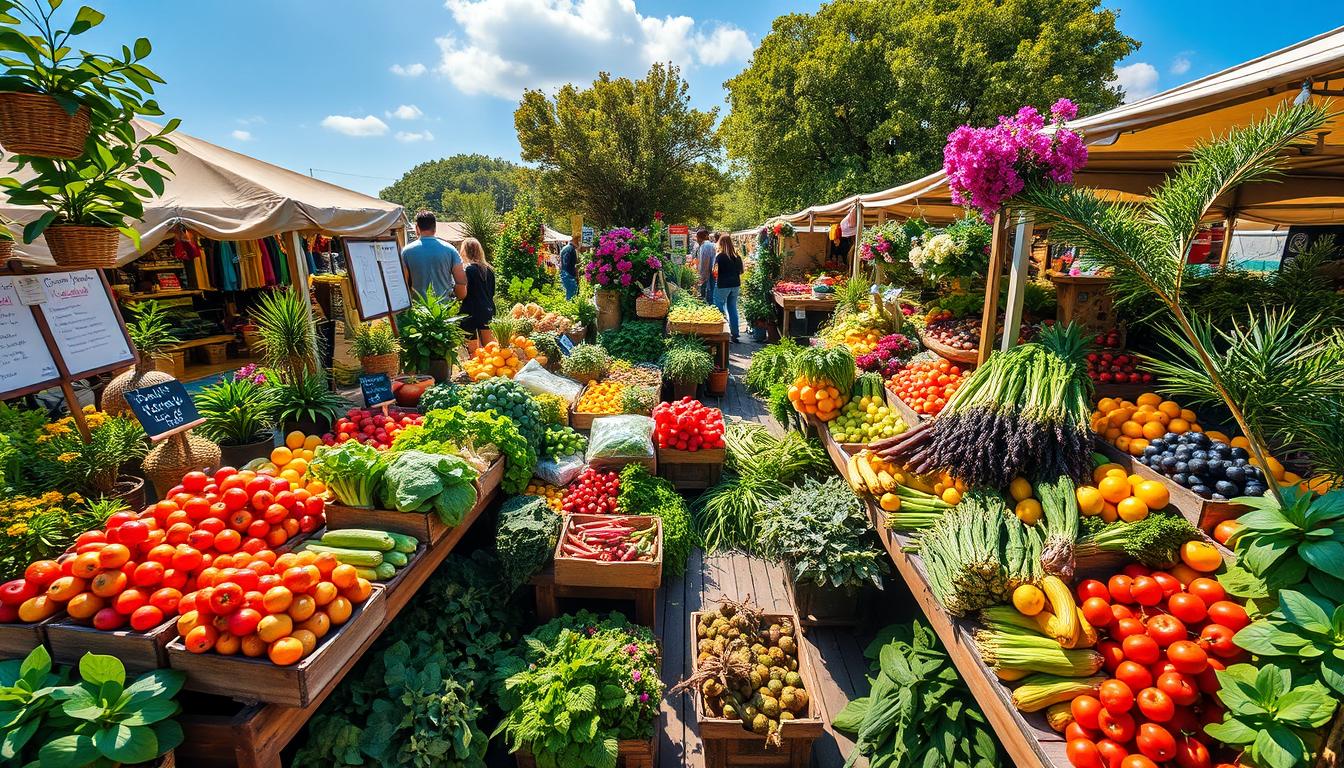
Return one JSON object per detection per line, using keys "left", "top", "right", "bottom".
{"left": 386, "top": 104, "right": 424, "bottom": 120}
{"left": 1113, "top": 62, "right": 1160, "bottom": 103}
{"left": 230, "top": 129, "right": 253, "bottom": 141}
{"left": 396, "top": 129, "right": 435, "bottom": 143}
{"left": 1171, "top": 55, "right": 1191, "bottom": 75}
{"left": 390, "top": 62, "right": 427, "bottom": 77}
{"left": 434, "top": 0, "right": 754, "bottom": 99}
{"left": 321, "top": 114, "right": 390, "bottom": 137}
{"left": 235, "top": 115, "right": 265, "bottom": 126}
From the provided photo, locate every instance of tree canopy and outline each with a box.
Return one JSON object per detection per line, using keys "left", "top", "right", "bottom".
{"left": 379, "top": 153, "right": 522, "bottom": 216}
{"left": 514, "top": 63, "right": 723, "bottom": 227}
{"left": 721, "top": 0, "right": 1138, "bottom": 219}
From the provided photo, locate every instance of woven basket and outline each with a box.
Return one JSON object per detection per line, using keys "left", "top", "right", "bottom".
{"left": 361, "top": 352, "right": 400, "bottom": 376}
{"left": 635, "top": 271, "right": 670, "bottom": 319}
{"left": 0, "top": 239, "right": 12, "bottom": 262}
{"left": 0, "top": 92, "right": 91, "bottom": 159}
{"left": 44, "top": 225, "right": 120, "bottom": 269}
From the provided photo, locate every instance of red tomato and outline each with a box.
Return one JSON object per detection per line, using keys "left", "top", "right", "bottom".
{"left": 1114, "top": 618, "right": 1146, "bottom": 640}
{"left": 1097, "top": 708, "right": 1135, "bottom": 743}
{"left": 1067, "top": 739, "right": 1103, "bottom": 768}
{"left": 208, "top": 583, "right": 244, "bottom": 615}
{"left": 1156, "top": 671, "right": 1199, "bottom": 706}
{"left": 1167, "top": 592, "right": 1208, "bottom": 624}
{"left": 1095, "top": 739, "right": 1129, "bottom": 768}
{"left": 1082, "top": 597, "right": 1114, "bottom": 628}
{"left": 1121, "top": 756, "right": 1159, "bottom": 768}
{"left": 1071, "top": 695, "right": 1103, "bottom": 730}
{"left": 131, "top": 561, "right": 165, "bottom": 588}
{"left": 1098, "top": 641, "right": 1125, "bottom": 673}
{"left": 1122, "top": 634, "right": 1160, "bottom": 665}
{"left": 1150, "top": 571, "right": 1182, "bottom": 597}
{"left": 1135, "top": 686, "right": 1175, "bottom": 722}
{"left": 1195, "top": 656, "right": 1226, "bottom": 694}
{"left": 149, "top": 587, "right": 181, "bottom": 613}
{"left": 1107, "top": 575, "right": 1134, "bottom": 604}
{"left": 1076, "top": 579, "right": 1109, "bottom": 602}
{"left": 1207, "top": 601, "right": 1250, "bottom": 631}
{"left": 1114, "top": 661, "right": 1153, "bottom": 692}
{"left": 226, "top": 607, "right": 263, "bottom": 637}
{"left": 182, "top": 471, "right": 209, "bottom": 494}
{"left": 1166, "top": 640, "right": 1209, "bottom": 674}
{"left": 130, "top": 604, "right": 165, "bottom": 631}
{"left": 1187, "top": 578, "right": 1225, "bottom": 606}
{"left": 1110, "top": 603, "right": 1134, "bottom": 623}
{"left": 23, "top": 560, "right": 61, "bottom": 588}
{"left": 1136, "top": 723, "right": 1176, "bottom": 762}
{"left": 1174, "top": 736, "right": 1212, "bottom": 768}
{"left": 1066, "top": 721, "right": 1097, "bottom": 743}
{"left": 1098, "top": 680, "right": 1134, "bottom": 713}
{"left": 1129, "top": 576, "right": 1163, "bottom": 606}
{"left": 1146, "top": 615, "right": 1188, "bottom": 648}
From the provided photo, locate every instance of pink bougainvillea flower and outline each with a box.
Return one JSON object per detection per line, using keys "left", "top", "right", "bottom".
{"left": 619, "top": 273, "right": 632, "bottom": 286}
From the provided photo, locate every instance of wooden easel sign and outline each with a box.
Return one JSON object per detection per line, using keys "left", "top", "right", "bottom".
{"left": 359, "top": 373, "right": 395, "bottom": 409}
{"left": 124, "top": 379, "right": 205, "bottom": 442}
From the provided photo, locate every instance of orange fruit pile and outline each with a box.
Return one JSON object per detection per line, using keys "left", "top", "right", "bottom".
{"left": 1078, "top": 463, "right": 1171, "bottom": 522}
{"left": 787, "top": 376, "right": 845, "bottom": 421}
{"left": 1091, "top": 393, "right": 1207, "bottom": 456}
{"left": 578, "top": 381, "right": 625, "bottom": 414}
{"left": 466, "top": 341, "right": 521, "bottom": 381}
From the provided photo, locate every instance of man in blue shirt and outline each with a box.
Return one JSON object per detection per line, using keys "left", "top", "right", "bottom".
{"left": 401, "top": 210, "right": 466, "bottom": 301}
{"left": 559, "top": 234, "right": 581, "bottom": 300}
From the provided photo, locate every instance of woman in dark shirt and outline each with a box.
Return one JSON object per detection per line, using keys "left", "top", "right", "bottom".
{"left": 714, "top": 234, "right": 743, "bottom": 342}
{"left": 459, "top": 238, "right": 496, "bottom": 353}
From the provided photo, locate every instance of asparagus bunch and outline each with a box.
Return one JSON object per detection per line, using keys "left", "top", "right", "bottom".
{"left": 876, "top": 324, "right": 1093, "bottom": 489}
{"left": 916, "top": 496, "right": 1041, "bottom": 617}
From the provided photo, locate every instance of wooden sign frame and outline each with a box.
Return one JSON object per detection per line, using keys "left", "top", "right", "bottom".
{"left": 343, "top": 238, "right": 410, "bottom": 323}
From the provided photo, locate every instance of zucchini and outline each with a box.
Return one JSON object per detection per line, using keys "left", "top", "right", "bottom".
{"left": 301, "top": 543, "right": 383, "bottom": 567}
{"left": 320, "top": 529, "right": 396, "bottom": 551}
{"left": 383, "top": 550, "right": 408, "bottom": 568}
{"left": 374, "top": 562, "right": 397, "bottom": 580}
{"left": 355, "top": 566, "right": 380, "bottom": 581}
{"left": 386, "top": 532, "right": 418, "bottom": 553}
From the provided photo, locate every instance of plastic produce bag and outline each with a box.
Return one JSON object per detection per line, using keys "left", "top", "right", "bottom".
{"left": 514, "top": 358, "right": 584, "bottom": 404}
{"left": 586, "top": 415, "right": 655, "bottom": 466}
{"left": 534, "top": 452, "right": 586, "bottom": 486}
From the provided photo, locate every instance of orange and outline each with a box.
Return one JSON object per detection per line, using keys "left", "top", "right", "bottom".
{"left": 312, "top": 582, "right": 338, "bottom": 607}
{"left": 1116, "top": 496, "right": 1149, "bottom": 522}
{"left": 341, "top": 578, "right": 372, "bottom": 604}
{"left": 1190, "top": 423, "right": 1203, "bottom": 433}
{"left": 1158, "top": 401, "right": 1182, "bottom": 418}
{"left": 240, "top": 633, "right": 267, "bottom": 658}
{"left": 1107, "top": 409, "right": 1132, "bottom": 428}
{"left": 257, "top": 614, "right": 293, "bottom": 643}
{"left": 1230, "top": 436, "right": 1251, "bottom": 449}
{"left": 1093, "top": 463, "right": 1127, "bottom": 483}
{"left": 288, "top": 594, "right": 316, "bottom": 622}
{"left": 297, "top": 612, "right": 331, "bottom": 638}
{"left": 1104, "top": 428, "right": 1122, "bottom": 441}
{"left": 326, "top": 596, "right": 353, "bottom": 625}
{"left": 1076, "top": 486, "right": 1105, "bottom": 515}
{"left": 1141, "top": 421, "right": 1166, "bottom": 440}
{"left": 1179, "top": 409, "right": 1198, "bottom": 423}
{"left": 1132, "top": 410, "right": 1151, "bottom": 425}
{"left": 285, "top": 431, "right": 306, "bottom": 450}
{"left": 1097, "top": 397, "right": 1119, "bottom": 413}
{"left": 1128, "top": 473, "right": 1145, "bottom": 487}
{"left": 1115, "top": 436, "right": 1132, "bottom": 453}
{"left": 290, "top": 629, "right": 318, "bottom": 657}
{"left": 1151, "top": 410, "right": 1171, "bottom": 426}
{"left": 66, "top": 592, "right": 105, "bottom": 620}
{"left": 1167, "top": 418, "right": 1190, "bottom": 434}
{"left": 1128, "top": 438, "right": 1149, "bottom": 456}
{"left": 1098, "top": 475, "right": 1132, "bottom": 504}
{"left": 1204, "top": 431, "right": 1230, "bottom": 445}
{"left": 270, "top": 446, "right": 294, "bottom": 466}
{"left": 268, "top": 636, "right": 304, "bottom": 666}
{"left": 1100, "top": 502, "right": 1119, "bottom": 523}
{"left": 1133, "top": 481, "right": 1170, "bottom": 509}
{"left": 1181, "top": 541, "right": 1221, "bottom": 572}
{"left": 1136, "top": 393, "right": 1162, "bottom": 407}
{"left": 1264, "top": 456, "right": 1286, "bottom": 481}
{"left": 330, "top": 564, "right": 358, "bottom": 590}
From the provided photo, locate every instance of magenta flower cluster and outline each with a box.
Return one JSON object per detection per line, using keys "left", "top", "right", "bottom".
{"left": 943, "top": 99, "right": 1087, "bottom": 221}
{"left": 585, "top": 224, "right": 663, "bottom": 292}
{"left": 233, "top": 363, "right": 266, "bottom": 385}
{"left": 855, "top": 333, "right": 919, "bottom": 377}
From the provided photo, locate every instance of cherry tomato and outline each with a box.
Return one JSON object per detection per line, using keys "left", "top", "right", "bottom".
{"left": 1107, "top": 575, "right": 1134, "bottom": 604}
{"left": 1187, "top": 577, "right": 1225, "bottom": 606}
{"left": 1097, "top": 708, "right": 1135, "bottom": 743}
{"left": 1114, "top": 661, "right": 1153, "bottom": 692}
{"left": 1135, "top": 686, "right": 1175, "bottom": 722}
{"left": 1077, "top": 579, "right": 1110, "bottom": 602}
{"left": 1166, "top": 640, "right": 1209, "bottom": 674}
{"left": 1129, "top": 576, "right": 1163, "bottom": 606}
{"left": 1098, "top": 641, "right": 1125, "bottom": 673}
{"left": 1098, "top": 680, "right": 1134, "bottom": 713}
{"left": 1095, "top": 738, "right": 1129, "bottom": 768}
{"left": 1174, "top": 736, "right": 1212, "bottom": 768}
{"left": 1071, "top": 695, "right": 1102, "bottom": 730}
{"left": 1167, "top": 592, "right": 1208, "bottom": 624}
{"left": 1067, "top": 739, "right": 1104, "bottom": 768}
{"left": 1114, "top": 618, "right": 1146, "bottom": 640}
{"left": 1082, "top": 597, "right": 1114, "bottom": 628}
{"left": 1150, "top": 571, "right": 1182, "bottom": 597}
{"left": 1207, "top": 601, "right": 1250, "bottom": 631}
{"left": 1122, "top": 634, "right": 1160, "bottom": 665}
{"left": 1157, "top": 671, "right": 1200, "bottom": 706}
{"left": 1146, "top": 615, "right": 1187, "bottom": 648}
{"left": 1136, "top": 723, "right": 1176, "bottom": 762}
{"left": 1121, "top": 756, "right": 1159, "bottom": 768}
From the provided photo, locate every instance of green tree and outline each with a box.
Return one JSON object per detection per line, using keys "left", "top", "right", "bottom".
{"left": 379, "top": 153, "right": 521, "bottom": 215}
{"left": 515, "top": 63, "right": 723, "bottom": 227}
{"left": 721, "top": 0, "right": 1137, "bottom": 216}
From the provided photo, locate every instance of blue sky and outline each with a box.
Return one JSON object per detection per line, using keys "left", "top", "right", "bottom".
{"left": 59, "top": 0, "right": 1342, "bottom": 197}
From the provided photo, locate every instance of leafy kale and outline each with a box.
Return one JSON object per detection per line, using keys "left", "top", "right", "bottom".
{"left": 757, "top": 475, "right": 887, "bottom": 589}
{"left": 495, "top": 495, "right": 561, "bottom": 590}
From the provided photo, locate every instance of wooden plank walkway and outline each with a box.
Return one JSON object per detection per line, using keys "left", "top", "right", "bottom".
{"left": 654, "top": 339, "right": 873, "bottom": 768}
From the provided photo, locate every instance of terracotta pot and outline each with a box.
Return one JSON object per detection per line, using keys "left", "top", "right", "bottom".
{"left": 393, "top": 374, "right": 435, "bottom": 407}
{"left": 217, "top": 433, "right": 276, "bottom": 469}
{"left": 707, "top": 369, "right": 729, "bottom": 395}
{"left": 0, "top": 92, "right": 92, "bottom": 159}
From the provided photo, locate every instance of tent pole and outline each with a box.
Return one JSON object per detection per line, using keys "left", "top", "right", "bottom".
{"left": 288, "top": 231, "right": 323, "bottom": 377}
{"left": 1218, "top": 215, "right": 1237, "bottom": 268}
{"left": 852, "top": 201, "right": 864, "bottom": 280}
{"left": 1001, "top": 211, "right": 1034, "bottom": 353}
{"left": 977, "top": 210, "right": 1010, "bottom": 365}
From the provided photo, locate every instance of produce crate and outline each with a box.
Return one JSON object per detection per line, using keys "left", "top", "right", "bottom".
{"left": 1094, "top": 438, "right": 1250, "bottom": 532}
{"left": 668, "top": 319, "right": 726, "bottom": 335}
{"left": 323, "top": 458, "right": 503, "bottom": 544}
{"left": 657, "top": 445, "right": 725, "bottom": 490}
{"left": 554, "top": 514, "right": 662, "bottom": 590}
{"left": 785, "top": 562, "right": 868, "bottom": 628}
{"left": 46, "top": 615, "right": 177, "bottom": 675}
{"left": 1051, "top": 273, "right": 1117, "bottom": 336}
{"left": 0, "top": 613, "right": 61, "bottom": 659}
{"left": 690, "top": 610, "right": 826, "bottom": 768}
{"left": 571, "top": 383, "right": 617, "bottom": 430}
{"left": 589, "top": 453, "right": 656, "bottom": 474}
{"left": 516, "top": 733, "right": 656, "bottom": 768}
{"left": 301, "top": 527, "right": 428, "bottom": 601}
{"left": 167, "top": 584, "right": 387, "bottom": 707}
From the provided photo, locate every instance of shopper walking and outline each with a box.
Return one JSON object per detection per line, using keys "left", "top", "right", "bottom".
{"left": 559, "top": 234, "right": 581, "bottom": 300}
{"left": 695, "top": 228, "right": 716, "bottom": 305}
{"left": 714, "top": 233, "right": 743, "bottom": 343}
{"left": 401, "top": 210, "right": 467, "bottom": 301}
{"left": 459, "top": 237, "right": 496, "bottom": 354}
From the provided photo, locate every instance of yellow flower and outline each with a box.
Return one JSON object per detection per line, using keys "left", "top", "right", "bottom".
{"left": 6, "top": 522, "right": 28, "bottom": 536}
{"left": 57, "top": 452, "right": 79, "bottom": 462}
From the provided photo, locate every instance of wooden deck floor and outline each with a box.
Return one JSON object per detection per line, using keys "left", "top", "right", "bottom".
{"left": 654, "top": 339, "right": 874, "bottom": 768}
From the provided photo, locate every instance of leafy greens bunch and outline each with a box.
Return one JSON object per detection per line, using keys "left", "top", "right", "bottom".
{"left": 396, "top": 407, "right": 536, "bottom": 494}
{"left": 495, "top": 495, "right": 562, "bottom": 590}
{"left": 617, "top": 463, "right": 692, "bottom": 576}
{"left": 756, "top": 475, "right": 886, "bottom": 590}
{"left": 598, "top": 320, "right": 666, "bottom": 364}
{"left": 1204, "top": 663, "right": 1337, "bottom": 768}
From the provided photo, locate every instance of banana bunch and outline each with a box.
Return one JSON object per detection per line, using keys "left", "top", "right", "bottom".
{"left": 847, "top": 449, "right": 955, "bottom": 523}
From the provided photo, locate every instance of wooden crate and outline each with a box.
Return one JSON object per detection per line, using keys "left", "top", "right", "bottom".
{"left": 47, "top": 615, "right": 177, "bottom": 675}
{"left": 657, "top": 445, "right": 725, "bottom": 490}
{"left": 517, "top": 734, "right": 656, "bottom": 768}
{"left": 1051, "top": 274, "right": 1117, "bottom": 335}
{"left": 554, "top": 514, "right": 662, "bottom": 590}
{"left": 668, "top": 319, "right": 726, "bottom": 335}
{"left": 786, "top": 563, "right": 867, "bottom": 628}
{"left": 167, "top": 584, "right": 387, "bottom": 707}
{"left": 589, "top": 454, "right": 657, "bottom": 474}
{"left": 324, "top": 458, "right": 503, "bottom": 544}
{"left": 917, "top": 327, "right": 980, "bottom": 365}
{"left": 690, "top": 610, "right": 826, "bottom": 768}
{"left": 0, "top": 613, "right": 60, "bottom": 659}
{"left": 1094, "top": 439, "right": 1249, "bottom": 532}
{"left": 884, "top": 386, "right": 928, "bottom": 427}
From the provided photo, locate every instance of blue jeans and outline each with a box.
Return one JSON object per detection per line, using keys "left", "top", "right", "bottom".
{"left": 561, "top": 273, "right": 578, "bottom": 300}
{"left": 716, "top": 286, "right": 740, "bottom": 340}
{"left": 700, "top": 277, "right": 716, "bottom": 305}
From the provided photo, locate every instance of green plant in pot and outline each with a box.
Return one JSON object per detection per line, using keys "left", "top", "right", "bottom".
{"left": 268, "top": 370, "right": 348, "bottom": 436}
{"left": 559, "top": 342, "right": 610, "bottom": 385}
{"left": 31, "top": 407, "right": 147, "bottom": 502}
{"left": 398, "top": 286, "right": 466, "bottom": 382}
{"left": 251, "top": 288, "right": 319, "bottom": 383}
{"left": 660, "top": 336, "right": 712, "bottom": 398}
{"left": 101, "top": 299, "right": 180, "bottom": 416}
{"left": 194, "top": 370, "right": 277, "bottom": 467}
{"left": 0, "top": 0, "right": 169, "bottom": 159}
{"left": 350, "top": 319, "right": 400, "bottom": 376}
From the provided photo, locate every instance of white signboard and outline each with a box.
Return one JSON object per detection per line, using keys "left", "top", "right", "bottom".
{"left": 0, "top": 275, "right": 59, "bottom": 396}
{"left": 345, "top": 239, "right": 411, "bottom": 320}
{"left": 36, "top": 270, "right": 134, "bottom": 377}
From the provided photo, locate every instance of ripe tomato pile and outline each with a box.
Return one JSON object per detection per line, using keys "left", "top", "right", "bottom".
{"left": 324, "top": 408, "right": 424, "bottom": 450}
{"left": 0, "top": 467, "right": 324, "bottom": 631}
{"left": 887, "top": 358, "right": 964, "bottom": 415}
{"left": 1087, "top": 350, "right": 1152, "bottom": 386}
{"left": 176, "top": 547, "right": 373, "bottom": 665}
{"left": 653, "top": 398, "right": 725, "bottom": 452}
{"left": 1065, "top": 564, "right": 1250, "bottom": 768}
{"left": 562, "top": 468, "right": 621, "bottom": 515}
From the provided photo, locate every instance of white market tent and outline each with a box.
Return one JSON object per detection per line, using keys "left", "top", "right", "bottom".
{"left": 1, "top": 119, "right": 407, "bottom": 267}
{"left": 778, "top": 26, "right": 1344, "bottom": 230}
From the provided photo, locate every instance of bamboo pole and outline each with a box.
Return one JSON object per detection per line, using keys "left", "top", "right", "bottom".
{"left": 977, "top": 210, "right": 1011, "bottom": 365}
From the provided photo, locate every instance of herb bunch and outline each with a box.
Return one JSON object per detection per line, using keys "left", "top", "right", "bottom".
{"left": 756, "top": 476, "right": 886, "bottom": 590}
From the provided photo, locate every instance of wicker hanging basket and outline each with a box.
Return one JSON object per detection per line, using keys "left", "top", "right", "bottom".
{"left": 0, "top": 92, "right": 91, "bottom": 159}
{"left": 44, "top": 225, "right": 121, "bottom": 269}
{"left": 360, "top": 352, "right": 401, "bottom": 377}
{"left": 635, "top": 271, "right": 670, "bottom": 319}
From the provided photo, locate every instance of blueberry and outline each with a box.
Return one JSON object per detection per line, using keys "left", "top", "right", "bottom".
{"left": 1233, "top": 457, "right": 1248, "bottom": 468}
{"left": 1206, "top": 459, "right": 1226, "bottom": 477}
{"left": 1161, "top": 456, "right": 1179, "bottom": 472}
{"left": 1246, "top": 466, "right": 1264, "bottom": 482}
{"left": 1244, "top": 482, "right": 1268, "bottom": 496}
{"left": 1212, "top": 493, "right": 1228, "bottom": 501}
{"left": 1174, "top": 450, "right": 1191, "bottom": 462}
{"left": 1211, "top": 442, "right": 1231, "bottom": 457}
{"left": 1165, "top": 432, "right": 1179, "bottom": 442}
{"left": 1191, "top": 484, "right": 1212, "bottom": 497}
{"left": 1192, "top": 450, "right": 1209, "bottom": 461}
{"left": 1230, "top": 447, "right": 1249, "bottom": 461}
{"left": 1191, "top": 433, "right": 1211, "bottom": 447}
{"left": 1224, "top": 465, "right": 1246, "bottom": 484}
{"left": 1172, "top": 473, "right": 1189, "bottom": 486}
{"left": 1150, "top": 439, "right": 1167, "bottom": 452}
{"left": 1188, "top": 458, "right": 1208, "bottom": 476}
{"left": 1215, "top": 480, "right": 1239, "bottom": 497}
{"left": 1174, "top": 461, "right": 1189, "bottom": 474}
{"left": 1144, "top": 445, "right": 1160, "bottom": 458}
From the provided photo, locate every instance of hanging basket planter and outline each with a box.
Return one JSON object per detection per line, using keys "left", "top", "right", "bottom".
{"left": 0, "top": 92, "right": 91, "bottom": 159}
{"left": 43, "top": 225, "right": 121, "bottom": 269}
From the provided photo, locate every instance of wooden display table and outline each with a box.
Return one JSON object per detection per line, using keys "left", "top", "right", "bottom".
{"left": 773, "top": 291, "right": 838, "bottom": 338}
{"left": 531, "top": 565, "right": 659, "bottom": 630}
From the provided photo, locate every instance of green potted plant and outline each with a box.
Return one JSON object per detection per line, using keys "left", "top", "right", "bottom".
{"left": 250, "top": 288, "right": 319, "bottom": 383}
{"left": 0, "top": 1, "right": 168, "bottom": 158}
{"left": 101, "top": 299, "right": 180, "bottom": 415}
{"left": 268, "top": 371, "right": 348, "bottom": 436}
{"left": 660, "top": 337, "right": 712, "bottom": 400}
{"left": 1, "top": 646, "right": 185, "bottom": 767}
{"left": 31, "top": 407, "right": 149, "bottom": 507}
{"left": 398, "top": 286, "right": 466, "bottom": 382}
{"left": 350, "top": 319, "right": 400, "bottom": 376}
{"left": 194, "top": 370, "right": 278, "bottom": 468}
{"left": 560, "top": 342, "right": 610, "bottom": 385}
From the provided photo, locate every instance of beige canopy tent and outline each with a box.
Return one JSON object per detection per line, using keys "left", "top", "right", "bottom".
{"left": 779, "top": 25, "right": 1344, "bottom": 228}
{"left": 1, "top": 119, "right": 407, "bottom": 267}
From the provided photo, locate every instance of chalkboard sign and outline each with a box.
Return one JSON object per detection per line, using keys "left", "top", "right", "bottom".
{"left": 359, "top": 373, "right": 395, "bottom": 408}
{"left": 558, "top": 334, "right": 576, "bottom": 356}
{"left": 125, "top": 380, "right": 204, "bottom": 442}
{"left": 344, "top": 239, "right": 411, "bottom": 321}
